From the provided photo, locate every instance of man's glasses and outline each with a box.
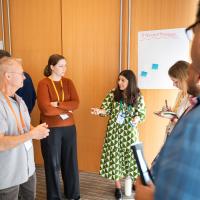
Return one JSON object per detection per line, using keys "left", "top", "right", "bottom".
{"left": 8, "top": 71, "right": 25, "bottom": 77}
{"left": 185, "top": 21, "right": 200, "bottom": 41}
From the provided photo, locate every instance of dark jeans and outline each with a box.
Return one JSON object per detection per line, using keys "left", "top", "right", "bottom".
{"left": 0, "top": 173, "right": 36, "bottom": 200}
{"left": 41, "top": 125, "right": 80, "bottom": 200}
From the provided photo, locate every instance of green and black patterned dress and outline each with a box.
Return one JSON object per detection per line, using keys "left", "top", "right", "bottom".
{"left": 99, "top": 90, "right": 146, "bottom": 181}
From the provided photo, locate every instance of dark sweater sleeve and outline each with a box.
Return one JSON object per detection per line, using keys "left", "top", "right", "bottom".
{"left": 16, "top": 72, "right": 36, "bottom": 114}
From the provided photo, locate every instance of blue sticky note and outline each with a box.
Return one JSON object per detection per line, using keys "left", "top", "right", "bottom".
{"left": 141, "top": 71, "right": 148, "bottom": 77}
{"left": 152, "top": 63, "right": 159, "bottom": 70}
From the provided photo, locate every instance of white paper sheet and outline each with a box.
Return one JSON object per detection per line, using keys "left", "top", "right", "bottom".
{"left": 138, "top": 28, "right": 190, "bottom": 89}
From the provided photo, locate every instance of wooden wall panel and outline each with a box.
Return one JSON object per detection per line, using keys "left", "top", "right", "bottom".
{"left": 130, "top": 0, "right": 198, "bottom": 164}
{"left": 0, "top": 0, "right": 10, "bottom": 50}
{"left": 10, "top": 0, "right": 62, "bottom": 164}
{"left": 62, "top": 0, "right": 120, "bottom": 172}
{"left": 0, "top": 2, "right": 3, "bottom": 43}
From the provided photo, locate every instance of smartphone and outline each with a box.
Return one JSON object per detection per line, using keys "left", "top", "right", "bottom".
{"left": 131, "top": 142, "right": 154, "bottom": 185}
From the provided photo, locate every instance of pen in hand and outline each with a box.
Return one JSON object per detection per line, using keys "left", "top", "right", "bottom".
{"left": 165, "top": 99, "right": 169, "bottom": 110}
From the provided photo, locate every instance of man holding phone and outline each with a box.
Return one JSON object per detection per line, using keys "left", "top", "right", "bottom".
{"left": 135, "top": 2, "right": 200, "bottom": 200}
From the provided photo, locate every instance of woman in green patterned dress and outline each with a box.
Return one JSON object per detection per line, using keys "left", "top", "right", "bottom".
{"left": 91, "top": 70, "right": 146, "bottom": 199}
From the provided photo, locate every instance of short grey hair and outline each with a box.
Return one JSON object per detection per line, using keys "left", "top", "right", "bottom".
{"left": 0, "top": 57, "right": 22, "bottom": 83}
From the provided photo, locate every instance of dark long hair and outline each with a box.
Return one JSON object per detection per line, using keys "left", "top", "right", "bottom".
{"left": 44, "top": 54, "right": 65, "bottom": 77}
{"left": 113, "top": 69, "right": 140, "bottom": 106}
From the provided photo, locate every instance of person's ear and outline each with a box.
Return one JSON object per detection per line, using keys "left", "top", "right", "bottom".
{"left": 50, "top": 65, "right": 54, "bottom": 70}
{"left": 5, "top": 72, "right": 11, "bottom": 80}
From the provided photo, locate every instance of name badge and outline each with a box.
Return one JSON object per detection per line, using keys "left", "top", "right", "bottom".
{"left": 60, "top": 114, "right": 69, "bottom": 120}
{"left": 116, "top": 112, "right": 125, "bottom": 125}
{"left": 24, "top": 140, "right": 32, "bottom": 151}
{"left": 130, "top": 121, "right": 137, "bottom": 127}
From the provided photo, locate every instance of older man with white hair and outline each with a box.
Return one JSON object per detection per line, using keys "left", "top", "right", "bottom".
{"left": 0, "top": 57, "right": 49, "bottom": 200}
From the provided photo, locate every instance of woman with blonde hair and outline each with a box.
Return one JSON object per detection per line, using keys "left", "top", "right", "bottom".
{"left": 165, "top": 60, "right": 190, "bottom": 135}
{"left": 151, "top": 60, "right": 191, "bottom": 174}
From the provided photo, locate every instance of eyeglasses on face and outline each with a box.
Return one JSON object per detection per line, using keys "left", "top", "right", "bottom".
{"left": 7, "top": 71, "right": 25, "bottom": 77}
{"left": 185, "top": 20, "right": 200, "bottom": 41}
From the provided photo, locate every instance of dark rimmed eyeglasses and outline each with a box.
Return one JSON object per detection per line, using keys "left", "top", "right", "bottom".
{"left": 185, "top": 21, "right": 200, "bottom": 41}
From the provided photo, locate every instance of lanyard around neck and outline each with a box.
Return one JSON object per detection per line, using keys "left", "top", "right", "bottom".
{"left": 49, "top": 78, "right": 64, "bottom": 102}
{"left": 4, "top": 94, "right": 26, "bottom": 134}
{"left": 120, "top": 100, "right": 132, "bottom": 112}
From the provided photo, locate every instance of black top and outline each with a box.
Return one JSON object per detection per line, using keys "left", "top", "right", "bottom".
{"left": 16, "top": 72, "right": 36, "bottom": 114}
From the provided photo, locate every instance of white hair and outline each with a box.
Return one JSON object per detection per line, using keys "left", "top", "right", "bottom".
{"left": 0, "top": 57, "right": 22, "bottom": 86}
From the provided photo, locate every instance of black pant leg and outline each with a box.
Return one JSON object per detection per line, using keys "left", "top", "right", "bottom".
{"left": 61, "top": 125, "right": 80, "bottom": 199}
{"left": 41, "top": 128, "right": 62, "bottom": 200}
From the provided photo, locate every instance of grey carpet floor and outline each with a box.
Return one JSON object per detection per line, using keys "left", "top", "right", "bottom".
{"left": 36, "top": 165, "right": 134, "bottom": 200}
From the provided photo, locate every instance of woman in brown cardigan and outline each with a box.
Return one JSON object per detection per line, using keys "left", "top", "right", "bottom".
{"left": 37, "top": 54, "right": 80, "bottom": 200}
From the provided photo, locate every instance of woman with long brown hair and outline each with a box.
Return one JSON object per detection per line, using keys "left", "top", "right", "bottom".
{"left": 91, "top": 69, "right": 146, "bottom": 199}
